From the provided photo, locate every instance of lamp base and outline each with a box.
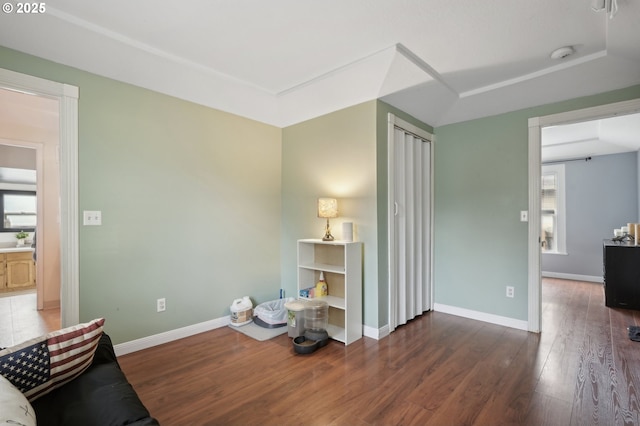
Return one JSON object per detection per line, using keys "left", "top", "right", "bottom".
{"left": 322, "top": 219, "right": 334, "bottom": 241}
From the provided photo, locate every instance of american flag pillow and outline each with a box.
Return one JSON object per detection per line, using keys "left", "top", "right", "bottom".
{"left": 0, "top": 318, "right": 105, "bottom": 402}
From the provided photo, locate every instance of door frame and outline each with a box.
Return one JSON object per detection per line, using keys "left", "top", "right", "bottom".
{"left": 527, "top": 98, "right": 640, "bottom": 332}
{"left": 0, "top": 67, "right": 79, "bottom": 327}
{"left": 387, "top": 113, "right": 434, "bottom": 333}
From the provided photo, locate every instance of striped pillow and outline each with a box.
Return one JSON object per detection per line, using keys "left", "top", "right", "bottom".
{"left": 0, "top": 318, "right": 105, "bottom": 402}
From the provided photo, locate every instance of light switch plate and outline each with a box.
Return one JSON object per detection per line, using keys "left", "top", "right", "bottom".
{"left": 520, "top": 210, "right": 528, "bottom": 222}
{"left": 83, "top": 210, "right": 102, "bottom": 226}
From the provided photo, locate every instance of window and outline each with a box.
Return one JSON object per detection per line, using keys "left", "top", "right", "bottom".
{"left": 541, "top": 164, "right": 566, "bottom": 254}
{"left": 1, "top": 190, "right": 37, "bottom": 233}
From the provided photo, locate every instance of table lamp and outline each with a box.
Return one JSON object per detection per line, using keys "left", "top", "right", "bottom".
{"left": 317, "top": 198, "right": 338, "bottom": 241}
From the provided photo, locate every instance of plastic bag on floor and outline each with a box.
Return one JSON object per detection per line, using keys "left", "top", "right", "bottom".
{"left": 253, "top": 297, "right": 294, "bottom": 328}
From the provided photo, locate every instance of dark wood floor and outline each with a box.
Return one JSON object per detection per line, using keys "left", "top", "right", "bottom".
{"left": 119, "top": 279, "right": 640, "bottom": 425}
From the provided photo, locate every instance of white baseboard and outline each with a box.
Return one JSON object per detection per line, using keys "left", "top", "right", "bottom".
{"left": 115, "top": 318, "right": 389, "bottom": 355}
{"left": 542, "top": 271, "right": 602, "bottom": 283}
{"left": 117, "top": 307, "right": 529, "bottom": 354}
{"left": 114, "top": 316, "right": 230, "bottom": 356}
{"left": 363, "top": 324, "right": 389, "bottom": 340}
{"left": 433, "top": 303, "right": 528, "bottom": 331}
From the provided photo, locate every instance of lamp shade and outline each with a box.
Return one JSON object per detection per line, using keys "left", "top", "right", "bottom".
{"left": 317, "top": 198, "right": 338, "bottom": 218}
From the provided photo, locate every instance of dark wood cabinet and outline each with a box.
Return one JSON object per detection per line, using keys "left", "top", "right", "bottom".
{"left": 603, "top": 240, "right": 640, "bottom": 310}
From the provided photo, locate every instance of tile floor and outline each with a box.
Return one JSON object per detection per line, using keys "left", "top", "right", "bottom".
{"left": 0, "top": 291, "right": 60, "bottom": 348}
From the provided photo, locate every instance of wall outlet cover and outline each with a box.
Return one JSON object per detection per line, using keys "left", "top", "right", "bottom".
{"left": 520, "top": 211, "right": 528, "bottom": 222}
{"left": 83, "top": 210, "right": 102, "bottom": 226}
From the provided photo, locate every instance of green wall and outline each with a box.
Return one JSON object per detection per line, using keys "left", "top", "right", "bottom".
{"left": 281, "top": 100, "right": 432, "bottom": 330}
{"left": 1, "top": 46, "right": 282, "bottom": 344}
{"left": 434, "top": 85, "right": 640, "bottom": 321}
{"left": 434, "top": 112, "right": 529, "bottom": 319}
{"left": 3, "top": 42, "right": 639, "bottom": 342}
{"left": 281, "top": 102, "right": 379, "bottom": 326}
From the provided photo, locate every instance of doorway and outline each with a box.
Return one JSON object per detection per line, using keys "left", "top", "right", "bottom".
{"left": 527, "top": 98, "right": 640, "bottom": 332}
{"left": 0, "top": 87, "right": 59, "bottom": 313}
{"left": 541, "top": 113, "right": 640, "bottom": 280}
{"left": 0, "top": 67, "right": 80, "bottom": 328}
{"left": 0, "top": 142, "right": 40, "bottom": 301}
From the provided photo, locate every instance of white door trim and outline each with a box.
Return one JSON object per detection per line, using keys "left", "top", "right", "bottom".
{"left": 527, "top": 98, "right": 640, "bottom": 333}
{"left": 0, "top": 67, "right": 79, "bottom": 327}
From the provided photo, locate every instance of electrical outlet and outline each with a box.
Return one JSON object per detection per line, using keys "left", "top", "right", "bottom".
{"left": 520, "top": 211, "right": 528, "bottom": 222}
{"left": 506, "top": 286, "right": 515, "bottom": 298}
{"left": 157, "top": 298, "right": 166, "bottom": 312}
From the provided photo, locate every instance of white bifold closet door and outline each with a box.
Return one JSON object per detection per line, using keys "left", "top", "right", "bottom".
{"left": 390, "top": 123, "right": 432, "bottom": 332}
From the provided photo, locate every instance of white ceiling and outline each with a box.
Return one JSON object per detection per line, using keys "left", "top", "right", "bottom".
{"left": 542, "top": 112, "right": 640, "bottom": 162}
{"left": 0, "top": 0, "right": 639, "bottom": 128}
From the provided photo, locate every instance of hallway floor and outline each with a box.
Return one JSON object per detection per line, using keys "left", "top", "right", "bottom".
{"left": 0, "top": 291, "right": 60, "bottom": 348}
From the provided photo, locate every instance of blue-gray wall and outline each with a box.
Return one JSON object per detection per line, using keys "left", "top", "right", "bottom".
{"left": 542, "top": 151, "right": 639, "bottom": 278}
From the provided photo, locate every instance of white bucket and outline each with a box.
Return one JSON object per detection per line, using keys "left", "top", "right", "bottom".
{"left": 230, "top": 296, "right": 253, "bottom": 327}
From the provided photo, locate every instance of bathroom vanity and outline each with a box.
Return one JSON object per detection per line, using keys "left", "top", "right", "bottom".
{"left": 0, "top": 246, "right": 35, "bottom": 293}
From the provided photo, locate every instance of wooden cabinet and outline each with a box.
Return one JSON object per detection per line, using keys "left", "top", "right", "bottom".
{"left": 603, "top": 240, "right": 640, "bottom": 310}
{"left": 297, "top": 239, "right": 362, "bottom": 345}
{"left": 1, "top": 251, "right": 36, "bottom": 292}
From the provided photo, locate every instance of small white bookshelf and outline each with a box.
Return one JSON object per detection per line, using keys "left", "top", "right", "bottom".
{"left": 297, "top": 239, "right": 363, "bottom": 345}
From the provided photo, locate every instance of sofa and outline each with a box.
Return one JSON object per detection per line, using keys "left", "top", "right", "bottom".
{"left": 0, "top": 319, "right": 158, "bottom": 426}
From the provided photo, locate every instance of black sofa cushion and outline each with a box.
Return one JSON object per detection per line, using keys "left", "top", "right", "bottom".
{"left": 32, "top": 334, "right": 159, "bottom": 426}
